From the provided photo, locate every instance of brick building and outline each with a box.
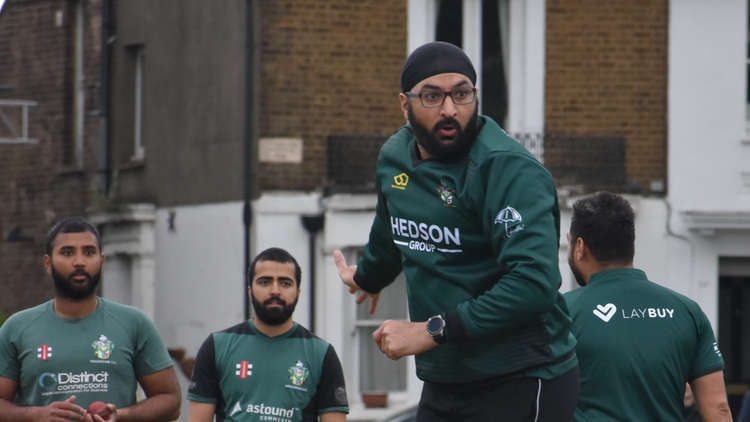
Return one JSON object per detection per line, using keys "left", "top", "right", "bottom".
{"left": 1, "top": 0, "right": 749, "bottom": 419}
{"left": 0, "top": 0, "right": 102, "bottom": 315}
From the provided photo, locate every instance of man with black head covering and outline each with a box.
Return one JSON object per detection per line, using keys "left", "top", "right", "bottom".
{"left": 334, "top": 41, "right": 579, "bottom": 421}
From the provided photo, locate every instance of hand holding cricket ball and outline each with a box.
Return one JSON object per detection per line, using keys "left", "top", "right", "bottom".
{"left": 86, "top": 401, "right": 114, "bottom": 421}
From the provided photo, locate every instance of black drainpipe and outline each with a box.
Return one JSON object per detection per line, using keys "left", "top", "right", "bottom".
{"left": 244, "top": 0, "right": 260, "bottom": 320}
{"left": 98, "top": 0, "right": 112, "bottom": 195}
{"left": 300, "top": 214, "right": 324, "bottom": 333}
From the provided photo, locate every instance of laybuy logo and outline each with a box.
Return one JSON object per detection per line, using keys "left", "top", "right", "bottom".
{"left": 593, "top": 303, "right": 676, "bottom": 323}
{"left": 593, "top": 303, "right": 617, "bottom": 322}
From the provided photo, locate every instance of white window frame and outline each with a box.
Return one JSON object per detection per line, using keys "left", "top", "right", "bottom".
{"left": 342, "top": 248, "right": 417, "bottom": 405}
{"left": 407, "top": 0, "right": 547, "bottom": 136}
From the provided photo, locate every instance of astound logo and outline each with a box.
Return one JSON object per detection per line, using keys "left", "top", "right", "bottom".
{"left": 593, "top": 303, "right": 617, "bottom": 322}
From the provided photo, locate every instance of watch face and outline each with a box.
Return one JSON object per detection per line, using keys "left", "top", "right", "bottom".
{"left": 427, "top": 316, "right": 443, "bottom": 334}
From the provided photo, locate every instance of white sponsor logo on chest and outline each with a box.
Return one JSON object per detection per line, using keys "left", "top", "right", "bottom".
{"left": 592, "top": 303, "right": 675, "bottom": 322}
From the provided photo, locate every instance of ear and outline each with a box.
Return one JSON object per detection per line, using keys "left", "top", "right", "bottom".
{"left": 399, "top": 93, "right": 409, "bottom": 121}
{"left": 573, "top": 237, "right": 586, "bottom": 261}
{"left": 43, "top": 255, "right": 52, "bottom": 275}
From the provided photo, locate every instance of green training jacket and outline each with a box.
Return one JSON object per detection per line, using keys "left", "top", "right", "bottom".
{"left": 354, "top": 115, "right": 576, "bottom": 383}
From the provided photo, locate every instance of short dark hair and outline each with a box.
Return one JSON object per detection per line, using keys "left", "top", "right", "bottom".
{"left": 247, "top": 247, "right": 301, "bottom": 287}
{"left": 570, "top": 192, "right": 635, "bottom": 263}
{"left": 45, "top": 217, "right": 102, "bottom": 255}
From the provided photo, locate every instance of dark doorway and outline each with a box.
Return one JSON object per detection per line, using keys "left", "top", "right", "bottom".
{"left": 718, "top": 257, "right": 750, "bottom": 416}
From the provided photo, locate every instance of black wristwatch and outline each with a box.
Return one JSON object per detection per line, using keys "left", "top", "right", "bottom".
{"left": 426, "top": 314, "right": 447, "bottom": 344}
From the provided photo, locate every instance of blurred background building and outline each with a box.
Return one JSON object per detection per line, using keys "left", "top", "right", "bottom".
{"left": 1, "top": 0, "right": 748, "bottom": 419}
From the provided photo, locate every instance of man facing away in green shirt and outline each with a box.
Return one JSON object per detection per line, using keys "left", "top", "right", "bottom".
{"left": 564, "top": 192, "right": 732, "bottom": 422}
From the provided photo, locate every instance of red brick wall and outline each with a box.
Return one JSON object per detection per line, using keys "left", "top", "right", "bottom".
{"left": 258, "top": 0, "right": 407, "bottom": 190}
{"left": 0, "top": 0, "right": 101, "bottom": 316}
{"left": 545, "top": 0, "right": 668, "bottom": 193}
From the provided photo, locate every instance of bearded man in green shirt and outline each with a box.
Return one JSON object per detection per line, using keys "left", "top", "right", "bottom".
{"left": 334, "top": 41, "right": 579, "bottom": 421}
{"left": 565, "top": 192, "right": 732, "bottom": 421}
{"left": 0, "top": 217, "right": 181, "bottom": 421}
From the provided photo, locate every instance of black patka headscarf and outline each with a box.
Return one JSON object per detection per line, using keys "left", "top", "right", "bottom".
{"left": 400, "top": 41, "right": 477, "bottom": 93}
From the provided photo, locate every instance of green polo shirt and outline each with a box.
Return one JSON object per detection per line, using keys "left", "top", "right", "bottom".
{"left": 0, "top": 298, "right": 173, "bottom": 409}
{"left": 565, "top": 268, "right": 724, "bottom": 421}
{"left": 188, "top": 320, "right": 348, "bottom": 422}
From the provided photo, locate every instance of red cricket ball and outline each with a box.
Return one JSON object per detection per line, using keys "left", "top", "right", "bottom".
{"left": 86, "top": 401, "right": 112, "bottom": 420}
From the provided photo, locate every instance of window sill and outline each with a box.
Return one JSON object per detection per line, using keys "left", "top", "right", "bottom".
{"left": 119, "top": 159, "right": 145, "bottom": 171}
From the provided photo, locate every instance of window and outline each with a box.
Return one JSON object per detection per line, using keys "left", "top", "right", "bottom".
{"left": 434, "top": 0, "right": 509, "bottom": 126}
{"left": 342, "top": 248, "right": 411, "bottom": 399}
{"left": 408, "top": 0, "right": 546, "bottom": 144}
{"left": 130, "top": 45, "right": 145, "bottom": 160}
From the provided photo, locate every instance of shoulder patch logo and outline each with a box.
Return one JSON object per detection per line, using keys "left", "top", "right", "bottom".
{"left": 289, "top": 360, "right": 309, "bottom": 386}
{"left": 235, "top": 360, "right": 253, "bottom": 378}
{"left": 391, "top": 173, "right": 409, "bottom": 190}
{"left": 91, "top": 335, "right": 114, "bottom": 360}
{"left": 37, "top": 344, "right": 53, "bottom": 360}
{"left": 437, "top": 182, "right": 455, "bottom": 207}
{"left": 593, "top": 303, "right": 617, "bottom": 322}
{"left": 712, "top": 342, "right": 723, "bottom": 357}
{"left": 494, "top": 206, "right": 525, "bottom": 237}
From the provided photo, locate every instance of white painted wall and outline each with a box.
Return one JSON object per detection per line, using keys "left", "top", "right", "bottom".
{"left": 667, "top": 0, "right": 750, "bottom": 331}
{"left": 669, "top": 0, "right": 750, "bottom": 211}
{"left": 154, "top": 201, "right": 245, "bottom": 357}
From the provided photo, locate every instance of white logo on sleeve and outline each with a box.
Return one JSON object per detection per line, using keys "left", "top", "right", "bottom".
{"left": 593, "top": 303, "right": 617, "bottom": 322}
{"left": 713, "top": 342, "right": 723, "bottom": 357}
{"left": 494, "top": 206, "right": 525, "bottom": 238}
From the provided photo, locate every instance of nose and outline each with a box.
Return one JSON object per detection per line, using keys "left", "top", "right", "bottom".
{"left": 269, "top": 281, "right": 282, "bottom": 294}
{"left": 440, "top": 94, "right": 458, "bottom": 117}
{"left": 72, "top": 251, "right": 86, "bottom": 267}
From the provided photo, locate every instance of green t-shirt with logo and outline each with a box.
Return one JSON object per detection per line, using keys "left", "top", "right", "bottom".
{"left": 564, "top": 268, "right": 724, "bottom": 422}
{"left": 187, "top": 320, "right": 349, "bottom": 422}
{"left": 354, "top": 115, "right": 576, "bottom": 383}
{"left": 0, "top": 298, "right": 174, "bottom": 409}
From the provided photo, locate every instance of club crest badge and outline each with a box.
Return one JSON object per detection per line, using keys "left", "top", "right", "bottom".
{"left": 437, "top": 183, "right": 456, "bottom": 207}
{"left": 289, "top": 360, "right": 309, "bottom": 387}
{"left": 91, "top": 334, "right": 114, "bottom": 360}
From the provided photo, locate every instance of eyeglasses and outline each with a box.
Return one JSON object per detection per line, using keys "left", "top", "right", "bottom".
{"left": 405, "top": 87, "right": 477, "bottom": 108}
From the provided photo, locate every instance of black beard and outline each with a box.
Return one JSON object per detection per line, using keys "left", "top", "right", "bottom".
{"left": 408, "top": 104, "right": 479, "bottom": 162}
{"left": 251, "top": 292, "right": 298, "bottom": 326}
{"left": 52, "top": 266, "right": 101, "bottom": 300}
{"left": 568, "top": 250, "right": 586, "bottom": 287}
